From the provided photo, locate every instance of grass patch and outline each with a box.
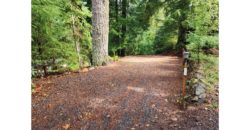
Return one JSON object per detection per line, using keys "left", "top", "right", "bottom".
{"left": 111, "top": 55, "right": 119, "bottom": 61}
{"left": 190, "top": 53, "right": 219, "bottom": 91}
{"left": 209, "top": 101, "right": 219, "bottom": 109}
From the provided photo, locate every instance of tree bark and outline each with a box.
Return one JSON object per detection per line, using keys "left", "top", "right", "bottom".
{"left": 121, "top": 0, "right": 127, "bottom": 39}
{"left": 119, "top": 0, "right": 127, "bottom": 56}
{"left": 176, "top": 21, "right": 187, "bottom": 52}
{"left": 91, "top": 0, "right": 110, "bottom": 66}
{"left": 115, "top": 0, "right": 120, "bottom": 47}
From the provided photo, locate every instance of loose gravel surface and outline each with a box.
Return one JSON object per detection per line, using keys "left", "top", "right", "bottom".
{"left": 32, "top": 55, "right": 218, "bottom": 130}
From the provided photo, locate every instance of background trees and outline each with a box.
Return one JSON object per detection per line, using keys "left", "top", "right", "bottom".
{"left": 32, "top": 0, "right": 218, "bottom": 77}
{"left": 32, "top": 0, "right": 91, "bottom": 76}
{"left": 108, "top": 0, "right": 218, "bottom": 55}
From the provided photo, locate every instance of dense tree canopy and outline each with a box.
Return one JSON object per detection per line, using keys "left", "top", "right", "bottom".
{"left": 32, "top": 0, "right": 91, "bottom": 76}
{"left": 32, "top": 0, "right": 218, "bottom": 77}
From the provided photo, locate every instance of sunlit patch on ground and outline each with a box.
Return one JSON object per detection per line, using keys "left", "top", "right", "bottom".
{"left": 127, "top": 86, "right": 144, "bottom": 93}
{"left": 32, "top": 56, "right": 218, "bottom": 130}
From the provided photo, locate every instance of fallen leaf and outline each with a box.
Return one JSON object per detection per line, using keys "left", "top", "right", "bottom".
{"left": 81, "top": 68, "right": 88, "bottom": 73}
{"left": 171, "top": 117, "right": 178, "bottom": 121}
{"left": 35, "top": 84, "right": 42, "bottom": 92}
{"left": 62, "top": 124, "right": 70, "bottom": 130}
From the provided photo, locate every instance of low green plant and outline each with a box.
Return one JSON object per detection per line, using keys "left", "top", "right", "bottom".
{"left": 210, "top": 101, "right": 219, "bottom": 109}
{"left": 111, "top": 55, "right": 119, "bottom": 61}
{"left": 190, "top": 53, "right": 218, "bottom": 91}
{"left": 32, "top": 83, "right": 35, "bottom": 93}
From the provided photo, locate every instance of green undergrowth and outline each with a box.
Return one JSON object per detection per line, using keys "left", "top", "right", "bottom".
{"left": 111, "top": 55, "right": 119, "bottom": 61}
{"left": 190, "top": 53, "right": 219, "bottom": 91}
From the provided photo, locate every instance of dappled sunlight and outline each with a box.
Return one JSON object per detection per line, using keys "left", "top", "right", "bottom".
{"left": 127, "top": 86, "right": 168, "bottom": 97}
{"left": 127, "top": 86, "right": 144, "bottom": 93}
{"left": 120, "top": 56, "right": 179, "bottom": 63}
{"left": 149, "top": 88, "right": 169, "bottom": 97}
{"left": 89, "top": 98, "right": 105, "bottom": 108}
{"left": 105, "top": 62, "right": 120, "bottom": 68}
{"left": 88, "top": 98, "right": 118, "bottom": 109}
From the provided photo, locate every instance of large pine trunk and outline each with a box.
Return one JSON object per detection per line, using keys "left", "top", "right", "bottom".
{"left": 119, "top": 0, "right": 127, "bottom": 56}
{"left": 176, "top": 21, "right": 187, "bottom": 53}
{"left": 91, "top": 0, "right": 110, "bottom": 66}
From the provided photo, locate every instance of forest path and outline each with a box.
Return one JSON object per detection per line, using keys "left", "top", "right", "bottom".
{"left": 32, "top": 55, "right": 218, "bottom": 130}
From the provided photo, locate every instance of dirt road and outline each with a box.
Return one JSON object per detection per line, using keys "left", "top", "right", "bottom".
{"left": 32, "top": 55, "right": 218, "bottom": 130}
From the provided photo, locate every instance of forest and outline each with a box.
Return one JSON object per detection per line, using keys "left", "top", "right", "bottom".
{"left": 32, "top": 0, "right": 219, "bottom": 129}
{"left": 32, "top": 0, "right": 218, "bottom": 76}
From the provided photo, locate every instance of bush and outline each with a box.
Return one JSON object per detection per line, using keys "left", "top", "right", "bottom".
{"left": 111, "top": 55, "right": 119, "bottom": 61}
{"left": 187, "top": 34, "right": 218, "bottom": 52}
{"left": 202, "top": 35, "right": 219, "bottom": 49}
{"left": 189, "top": 53, "right": 219, "bottom": 90}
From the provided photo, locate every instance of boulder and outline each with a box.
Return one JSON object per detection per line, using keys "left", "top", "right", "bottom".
{"left": 192, "top": 96, "right": 199, "bottom": 102}
{"left": 194, "top": 82, "right": 206, "bottom": 95}
{"left": 196, "top": 72, "right": 203, "bottom": 79}
{"left": 88, "top": 66, "right": 95, "bottom": 70}
{"left": 191, "top": 82, "right": 207, "bottom": 103}
{"left": 199, "top": 93, "right": 206, "bottom": 99}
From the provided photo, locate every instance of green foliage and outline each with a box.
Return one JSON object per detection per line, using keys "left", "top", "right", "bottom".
{"left": 178, "top": 0, "right": 219, "bottom": 90}
{"left": 111, "top": 55, "right": 119, "bottom": 61}
{"left": 202, "top": 35, "right": 219, "bottom": 49}
{"left": 186, "top": 0, "right": 219, "bottom": 51}
{"left": 210, "top": 101, "right": 219, "bottom": 109}
{"left": 190, "top": 53, "right": 219, "bottom": 90}
{"left": 32, "top": 0, "right": 219, "bottom": 79}
{"left": 108, "top": 0, "right": 218, "bottom": 55}
{"left": 109, "top": 0, "right": 168, "bottom": 55}
{"left": 187, "top": 34, "right": 219, "bottom": 51}
{"left": 31, "top": 83, "right": 35, "bottom": 93}
{"left": 153, "top": 18, "right": 179, "bottom": 54}
{"left": 32, "top": 0, "right": 91, "bottom": 77}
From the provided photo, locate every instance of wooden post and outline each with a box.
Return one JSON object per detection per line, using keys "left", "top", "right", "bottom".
{"left": 183, "top": 60, "right": 187, "bottom": 97}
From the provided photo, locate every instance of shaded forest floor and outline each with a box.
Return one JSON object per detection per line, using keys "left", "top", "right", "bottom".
{"left": 32, "top": 55, "right": 218, "bottom": 130}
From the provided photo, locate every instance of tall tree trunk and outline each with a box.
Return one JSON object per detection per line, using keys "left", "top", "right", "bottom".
{"left": 91, "top": 0, "right": 110, "bottom": 66}
{"left": 71, "top": 15, "right": 82, "bottom": 70}
{"left": 115, "top": 0, "right": 119, "bottom": 21}
{"left": 120, "top": 0, "right": 127, "bottom": 56}
{"left": 176, "top": 21, "right": 187, "bottom": 52}
{"left": 43, "top": 66, "right": 47, "bottom": 76}
{"left": 115, "top": 0, "right": 120, "bottom": 47}
{"left": 121, "top": 0, "right": 127, "bottom": 36}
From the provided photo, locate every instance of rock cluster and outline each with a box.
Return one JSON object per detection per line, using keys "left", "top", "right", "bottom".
{"left": 191, "top": 72, "right": 207, "bottom": 103}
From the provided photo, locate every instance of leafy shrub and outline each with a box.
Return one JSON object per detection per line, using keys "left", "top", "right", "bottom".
{"left": 187, "top": 34, "right": 218, "bottom": 52}
{"left": 32, "top": 0, "right": 92, "bottom": 76}
{"left": 189, "top": 53, "right": 219, "bottom": 90}
{"left": 202, "top": 35, "right": 219, "bottom": 49}
{"left": 111, "top": 55, "right": 119, "bottom": 61}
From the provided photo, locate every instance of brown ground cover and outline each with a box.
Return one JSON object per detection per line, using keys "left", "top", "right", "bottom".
{"left": 32, "top": 55, "right": 218, "bottom": 130}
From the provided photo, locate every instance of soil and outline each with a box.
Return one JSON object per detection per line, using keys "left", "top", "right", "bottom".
{"left": 32, "top": 55, "right": 218, "bottom": 130}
